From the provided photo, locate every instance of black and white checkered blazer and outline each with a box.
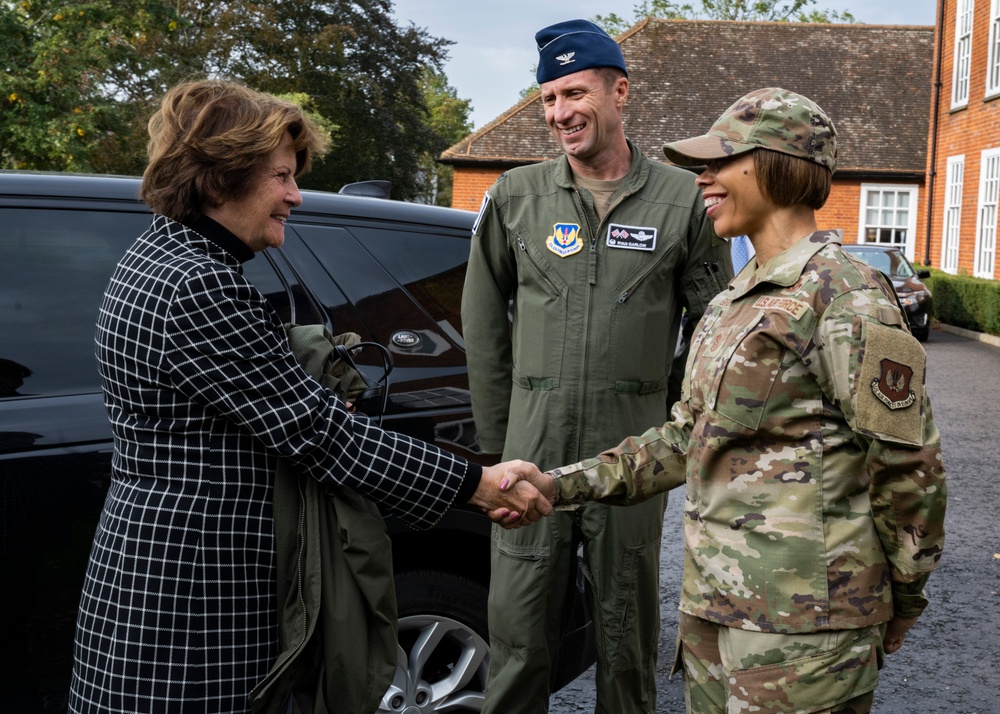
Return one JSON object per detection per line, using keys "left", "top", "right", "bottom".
{"left": 69, "top": 215, "right": 472, "bottom": 713}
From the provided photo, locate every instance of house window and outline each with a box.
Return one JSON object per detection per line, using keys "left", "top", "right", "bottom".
{"left": 986, "top": 0, "right": 1000, "bottom": 97}
{"left": 859, "top": 185, "right": 919, "bottom": 259}
{"left": 974, "top": 148, "right": 1000, "bottom": 278}
{"left": 943, "top": 156, "right": 965, "bottom": 274}
{"left": 989, "top": 0, "right": 1000, "bottom": 97}
{"left": 952, "top": 0, "right": 975, "bottom": 108}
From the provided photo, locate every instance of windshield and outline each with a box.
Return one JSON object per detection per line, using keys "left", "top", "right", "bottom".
{"left": 846, "top": 248, "right": 916, "bottom": 278}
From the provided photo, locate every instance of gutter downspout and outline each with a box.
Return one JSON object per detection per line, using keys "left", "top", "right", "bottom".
{"left": 925, "top": 0, "right": 946, "bottom": 266}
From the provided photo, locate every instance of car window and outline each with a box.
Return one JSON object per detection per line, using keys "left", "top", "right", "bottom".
{"left": 243, "top": 249, "right": 322, "bottom": 326}
{"left": 0, "top": 208, "right": 304, "bottom": 399}
{"left": 289, "top": 223, "right": 465, "bottom": 368}
{"left": 886, "top": 251, "right": 916, "bottom": 277}
{"left": 847, "top": 248, "right": 915, "bottom": 278}
{"left": 0, "top": 208, "right": 149, "bottom": 397}
{"left": 351, "top": 225, "right": 468, "bottom": 345}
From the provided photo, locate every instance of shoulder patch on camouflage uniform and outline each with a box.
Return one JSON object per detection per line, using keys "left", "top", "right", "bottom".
{"left": 855, "top": 322, "right": 925, "bottom": 445}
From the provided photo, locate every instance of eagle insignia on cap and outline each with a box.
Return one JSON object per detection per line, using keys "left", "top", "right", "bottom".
{"left": 556, "top": 52, "right": 576, "bottom": 66}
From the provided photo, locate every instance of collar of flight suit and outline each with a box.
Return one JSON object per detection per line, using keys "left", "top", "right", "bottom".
{"left": 551, "top": 138, "right": 651, "bottom": 196}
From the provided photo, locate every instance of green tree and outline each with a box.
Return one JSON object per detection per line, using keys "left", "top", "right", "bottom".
{"left": 596, "top": 0, "right": 856, "bottom": 36}
{"left": 3, "top": 0, "right": 468, "bottom": 200}
{"left": 211, "top": 0, "right": 455, "bottom": 198}
{"left": 415, "top": 67, "right": 473, "bottom": 206}
{"left": 1, "top": 0, "right": 178, "bottom": 171}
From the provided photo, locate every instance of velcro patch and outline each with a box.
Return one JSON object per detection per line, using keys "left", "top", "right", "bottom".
{"left": 753, "top": 295, "right": 810, "bottom": 321}
{"left": 855, "top": 322, "right": 925, "bottom": 445}
{"left": 606, "top": 224, "right": 657, "bottom": 251}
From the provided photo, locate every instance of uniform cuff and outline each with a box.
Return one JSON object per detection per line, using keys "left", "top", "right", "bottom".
{"left": 892, "top": 576, "right": 930, "bottom": 619}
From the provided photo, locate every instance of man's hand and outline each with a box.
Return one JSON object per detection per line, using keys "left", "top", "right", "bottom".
{"left": 883, "top": 614, "right": 919, "bottom": 654}
{"left": 468, "top": 460, "right": 555, "bottom": 529}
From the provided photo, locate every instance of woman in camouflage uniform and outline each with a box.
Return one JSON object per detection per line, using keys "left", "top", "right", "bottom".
{"left": 540, "top": 88, "right": 947, "bottom": 713}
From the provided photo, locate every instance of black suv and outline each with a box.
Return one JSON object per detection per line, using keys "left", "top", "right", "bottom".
{"left": 0, "top": 171, "right": 594, "bottom": 712}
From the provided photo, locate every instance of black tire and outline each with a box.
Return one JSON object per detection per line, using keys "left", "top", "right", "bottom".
{"left": 379, "top": 570, "right": 490, "bottom": 713}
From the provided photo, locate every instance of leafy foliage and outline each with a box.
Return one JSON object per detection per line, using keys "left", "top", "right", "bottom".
{"left": 1, "top": 0, "right": 179, "bottom": 171}
{"left": 415, "top": 67, "right": 473, "bottom": 206}
{"left": 1, "top": 0, "right": 472, "bottom": 199}
{"left": 925, "top": 269, "right": 1000, "bottom": 335}
{"left": 596, "top": 0, "right": 857, "bottom": 37}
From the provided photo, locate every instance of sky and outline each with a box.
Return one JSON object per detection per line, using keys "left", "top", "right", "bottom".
{"left": 389, "top": 0, "right": 940, "bottom": 130}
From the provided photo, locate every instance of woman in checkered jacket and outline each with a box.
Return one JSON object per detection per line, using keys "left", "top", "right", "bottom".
{"left": 68, "top": 79, "right": 551, "bottom": 714}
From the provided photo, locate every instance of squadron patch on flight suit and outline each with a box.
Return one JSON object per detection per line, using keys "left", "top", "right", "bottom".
{"left": 546, "top": 223, "right": 583, "bottom": 257}
{"left": 855, "top": 322, "right": 925, "bottom": 445}
{"left": 606, "top": 224, "right": 656, "bottom": 251}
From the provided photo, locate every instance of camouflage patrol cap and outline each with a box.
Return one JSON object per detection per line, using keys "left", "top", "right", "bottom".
{"left": 663, "top": 87, "right": 837, "bottom": 172}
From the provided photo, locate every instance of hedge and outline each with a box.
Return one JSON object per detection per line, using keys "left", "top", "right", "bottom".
{"left": 924, "top": 269, "right": 1000, "bottom": 336}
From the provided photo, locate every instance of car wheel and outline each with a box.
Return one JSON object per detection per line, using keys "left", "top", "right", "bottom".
{"left": 915, "top": 327, "right": 930, "bottom": 342}
{"left": 380, "top": 570, "right": 490, "bottom": 713}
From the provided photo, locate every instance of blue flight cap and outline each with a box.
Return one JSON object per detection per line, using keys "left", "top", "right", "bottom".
{"left": 535, "top": 19, "right": 627, "bottom": 84}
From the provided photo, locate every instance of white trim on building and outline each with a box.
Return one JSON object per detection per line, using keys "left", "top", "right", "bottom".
{"left": 974, "top": 147, "right": 1000, "bottom": 278}
{"left": 943, "top": 155, "right": 965, "bottom": 274}
{"left": 858, "top": 184, "right": 920, "bottom": 262}
{"left": 952, "top": 0, "right": 975, "bottom": 108}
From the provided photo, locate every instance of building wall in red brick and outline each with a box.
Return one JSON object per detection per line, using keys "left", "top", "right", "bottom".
{"left": 927, "top": 0, "right": 1000, "bottom": 278}
{"left": 819, "top": 181, "right": 865, "bottom": 244}
{"left": 451, "top": 168, "right": 502, "bottom": 213}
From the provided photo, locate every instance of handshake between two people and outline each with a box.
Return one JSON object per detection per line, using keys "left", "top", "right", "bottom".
{"left": 468, "top": 460, "right": 557, "bottom": 529}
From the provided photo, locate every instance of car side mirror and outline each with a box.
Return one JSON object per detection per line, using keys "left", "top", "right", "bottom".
{"left": 917, "top": 269, "right": 931, "bottom": 279}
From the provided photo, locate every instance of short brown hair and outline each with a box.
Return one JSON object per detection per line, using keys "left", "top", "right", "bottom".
{"left": 753, "top": 149, "right": 831, "bottom": 210}
{"left": 141, "top": 79, "right": 328, "bottom": 223}
{"left": 595, "top": 66, "right": 627, "bottom": 92}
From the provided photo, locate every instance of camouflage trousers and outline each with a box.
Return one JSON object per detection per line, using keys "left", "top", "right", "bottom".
{"left": 676, "top": 613, "right": 885, "bottom": 714}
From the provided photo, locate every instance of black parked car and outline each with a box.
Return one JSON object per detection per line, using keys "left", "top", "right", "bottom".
{"left": 842, "top": 243, "right": 934, "bottom": 342}
{"left": 0, "top": 171, "right": 595, "bottom": 712}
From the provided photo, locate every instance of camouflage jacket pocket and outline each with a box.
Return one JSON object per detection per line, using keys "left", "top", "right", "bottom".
{"left": 709, "top": 311, "right": 782, "bottom": 431}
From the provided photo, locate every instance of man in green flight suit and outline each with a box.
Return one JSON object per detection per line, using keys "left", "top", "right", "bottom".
{"left": 461, "top": 19, "right": 731, "bottom": 713}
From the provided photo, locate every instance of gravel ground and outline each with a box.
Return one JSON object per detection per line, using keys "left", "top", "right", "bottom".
{"left": 551, "top": 326, "right": 1000, "bottom": 713}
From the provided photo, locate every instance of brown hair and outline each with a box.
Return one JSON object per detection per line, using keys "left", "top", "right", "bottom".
{"left": 595, "top": 66, "right": 627, "bottom": 92}
{"left": 753, "top": 149, "right": 831, "bottom": 210}
{"left": 141, "top": 79, "right": 328, "bottom": 223}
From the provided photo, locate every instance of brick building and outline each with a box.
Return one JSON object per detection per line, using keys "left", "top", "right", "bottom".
{"left": 926, "top": 0, "right": 1000, "bottom": 278}
{"left": 441, "top": 19, "right": 934, "bottom": 257}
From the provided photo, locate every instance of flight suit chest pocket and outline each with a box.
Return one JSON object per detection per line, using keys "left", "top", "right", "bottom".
{"left": 510, "top": 229, "right": 571, "bottom": 384}
{"left": 691, "top": 311, "right": 781, "bottom": 430}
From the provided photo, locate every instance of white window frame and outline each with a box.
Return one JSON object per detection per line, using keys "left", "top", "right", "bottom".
{"left": 943, "top": 156, "right": 965, "bottom": 274}
{"left": 857, "top": 184, "right": 920, "bottom": 261}
{"left": 988, "top": 0, "right": 1000, "bottom": 97}
{"left": 953, "top": 0, "right": 975, "bottom": 108}
{"left": 973, "top": 148, "right": 1000, "bottom": 278}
